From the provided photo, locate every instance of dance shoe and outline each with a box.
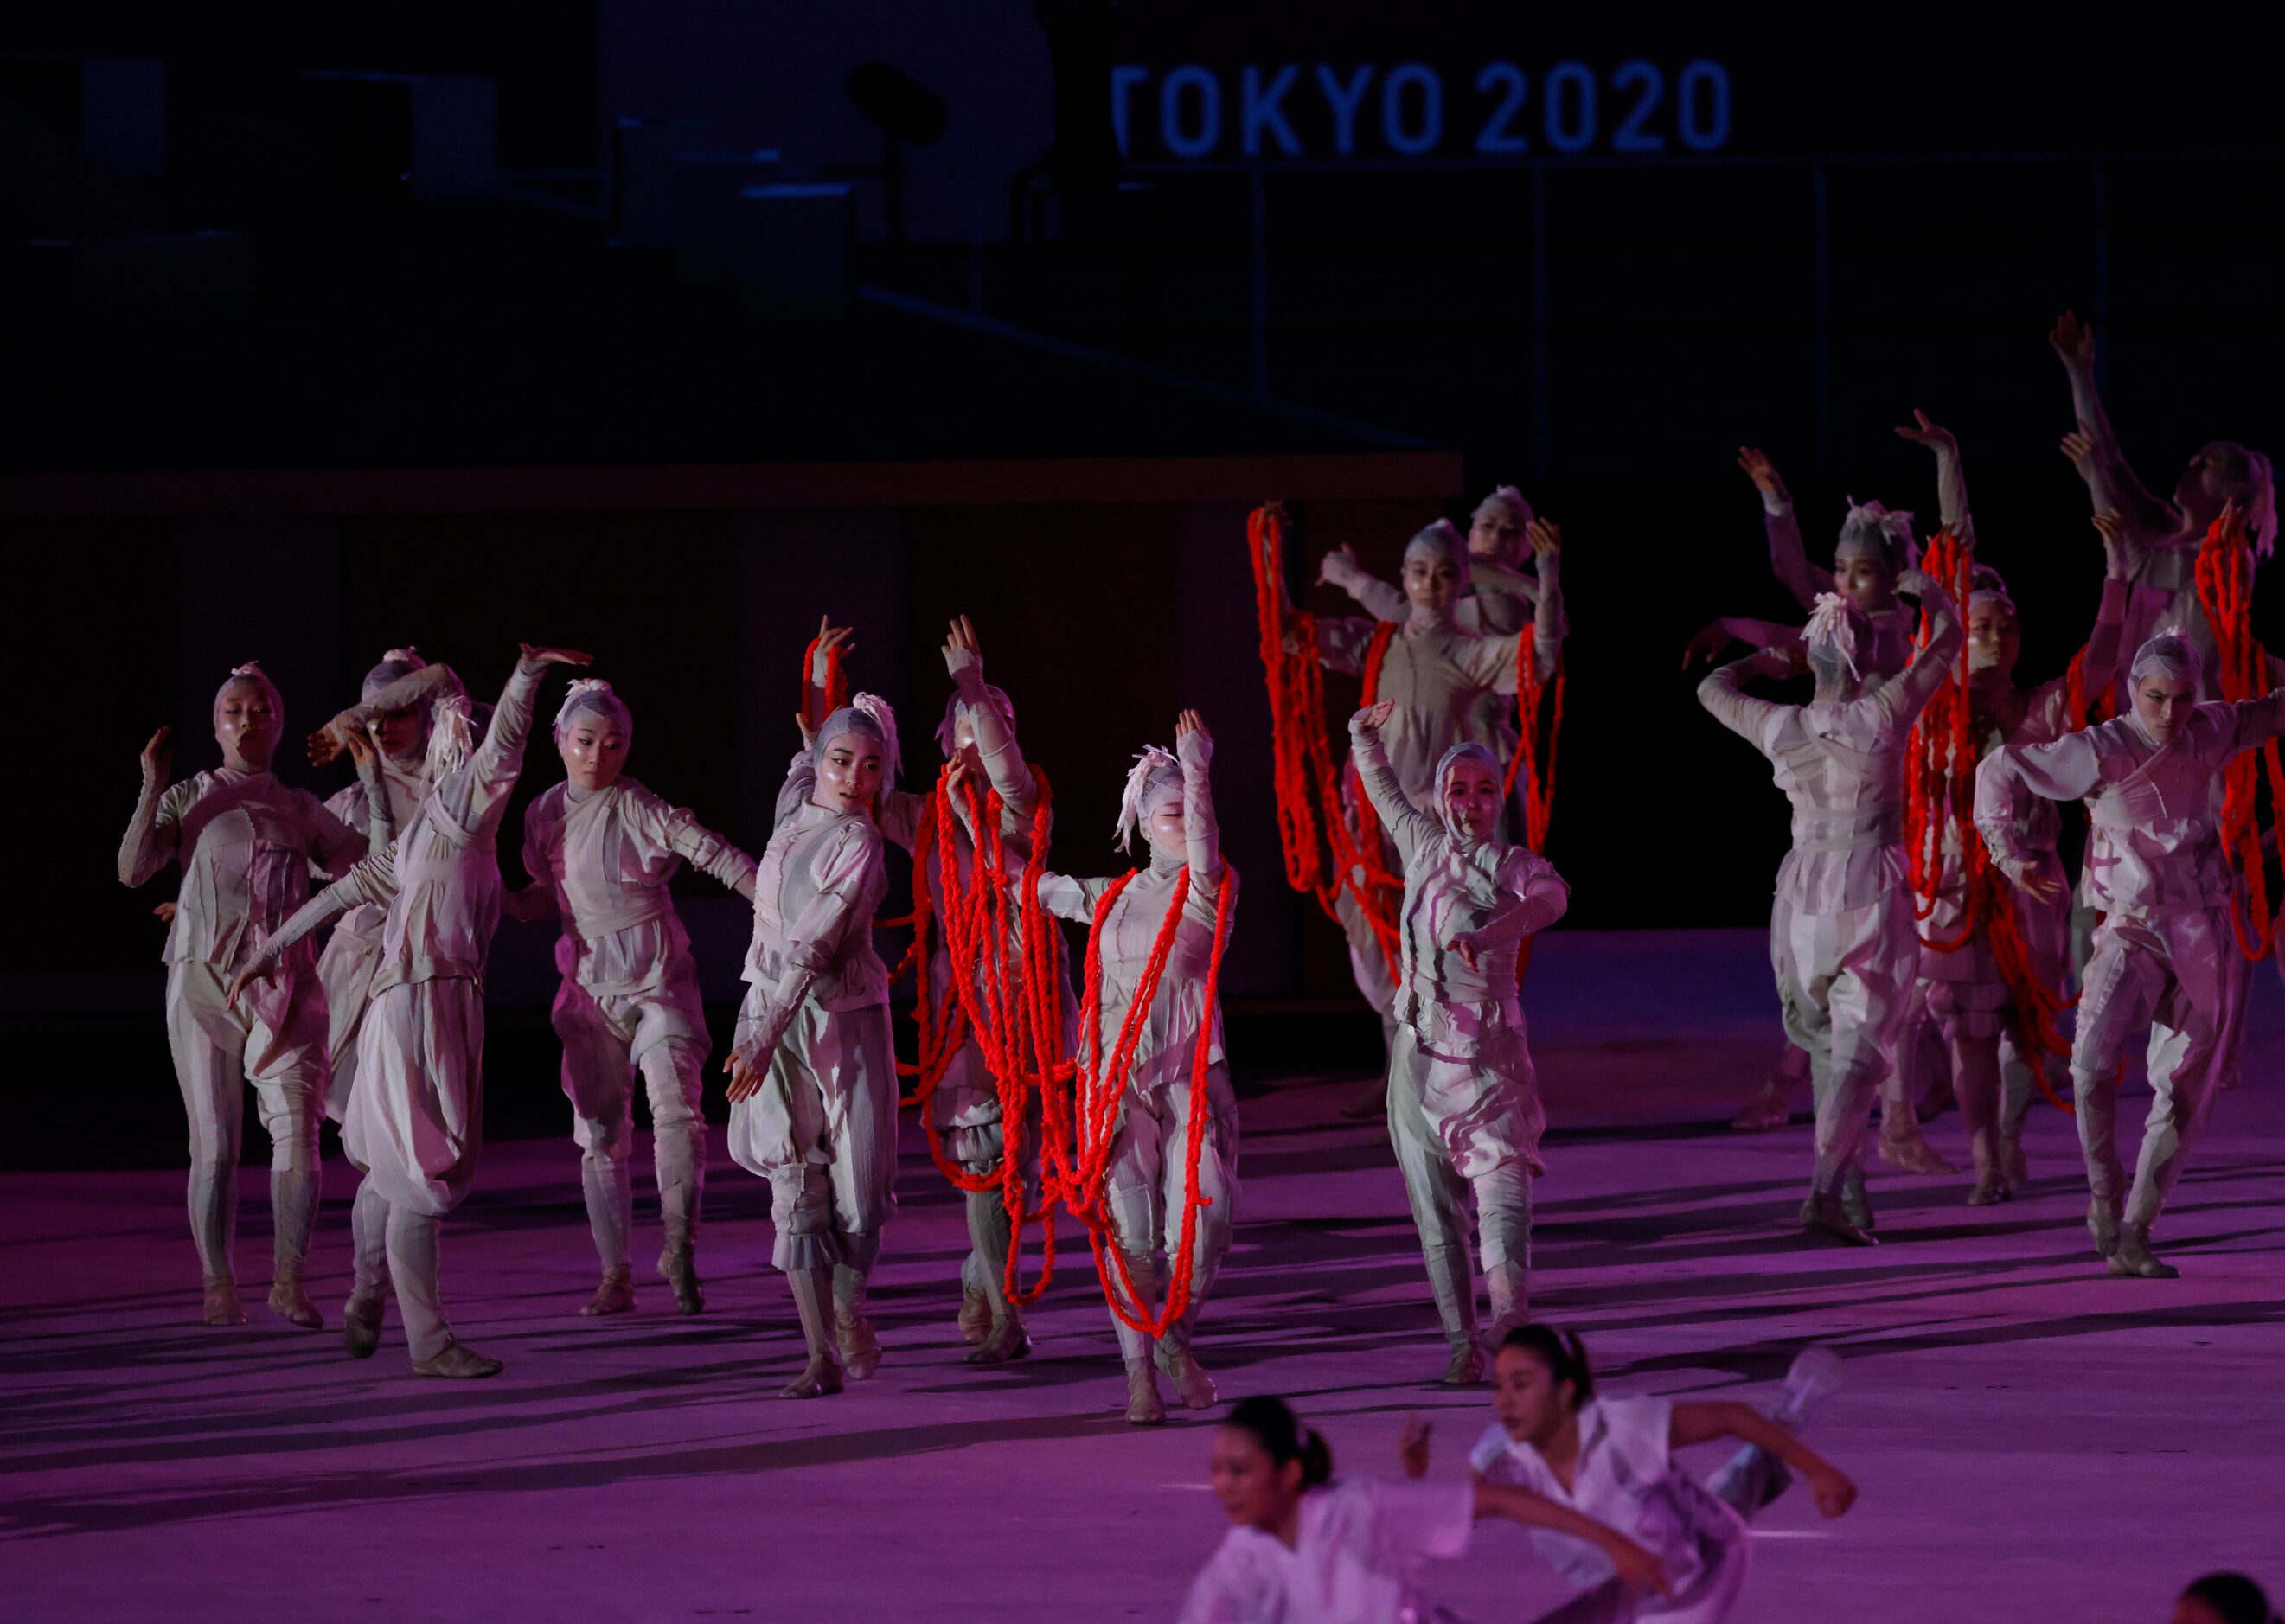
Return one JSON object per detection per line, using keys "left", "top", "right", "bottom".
{"left": 269, "top": 1275, "right": 323, "bottom": 1330}
{"left": 781, "top": 1352, "right": 846, "bottom": 1400}
{"left": 202, "top": 1276, "right": 247, "bottom": 1326}
{"left": 1125, "top": 1362, "right": 1168, "bottom": 1425}
{"left": 581, "top": 1269, "right": 637, "bottom": 1317}
{"left": 2107, "top": 1226, "right": 2179, "bottom": 1280}
{"left": 413, "top": 1341, "right": 504, "bottom": 1379}
{"left": 342, "top": 1291, "right": 385, "bottom": 1359}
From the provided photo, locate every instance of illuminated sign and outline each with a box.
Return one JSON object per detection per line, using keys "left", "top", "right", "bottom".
{"left": 1111, "top": 60, "right": 1732, "bottom": 160}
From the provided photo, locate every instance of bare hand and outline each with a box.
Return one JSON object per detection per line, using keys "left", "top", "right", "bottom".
{"left": 1449, "top": 930, "right": 1484, "bottom": 972}
{"left": 1316, "top": 543, "right": 1360, "bottom": 586}
{"left": 224, "top": 965, "right": 265, "bottom": 1011}
{"left": 794, "top": 713, "right": 816, "bottom": 751}
{"left": 1681, "top": 621, "right": 1732, "bottom": 670}
{"left": 816, "top": 615, "right": 857, "bottom": 664}
{"left": 1525, "top": 517, "right": 1562, "bottom": 557}
{"left": 154, "top": 900, "right": 178, "bottom": 926}
{"left": 521, "top": 644, "right": 594, "bottom": 668}
{"left": 343, "top": 729, "right": 378, "bottom": 769}
{"left": 1351, "top": 699, "right": 1397, "bottom": 734}
{"left": 1808, "top": 1464, "right": 1859, "bottom": 1519}
{"left": 1604, "top": 1536, "right": 1674, "bottom": 1601}
{"left": 2017, "top": 867, "right": 2068, "bottom": 907}
{"left": 139, "top": 725, "right": 173, "bottom": 783}
{"left": 944, "top": 753, "right": 972, "bottom": 795}
{"left": 1737, "top": 445, "right": 1789, "bottom": 506}
{"left": 724, "top": 1034, "right": 781, "bottom": 1103}
{"left": 1398, "top": 1411, "right": 1431, "bottom": 1480}
{"left": 307, "top": 726, "right": 346, "bottom": 768}
{"left": 1175, "top": 707, "right": 1210, "bottom": 745}
{"left": 1892, "top": 408, "right": 1955, "bottom": 455}
{"left": 2060, "top": 424, "right": 2099, "bottom": 474}
{"left": 2049, "top": 309, "right": 2095, "bottom": 369}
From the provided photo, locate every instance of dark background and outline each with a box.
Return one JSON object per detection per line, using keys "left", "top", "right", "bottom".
{"left": 6, "top": 2, "right": 2282, "bottom": 1160}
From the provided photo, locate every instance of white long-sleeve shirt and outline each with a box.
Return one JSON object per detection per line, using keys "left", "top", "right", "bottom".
{"left": 1178, "top": 1478, "right": 1475, "bottom": 1624}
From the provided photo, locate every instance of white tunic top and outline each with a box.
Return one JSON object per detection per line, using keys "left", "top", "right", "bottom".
{"left": 1178, "top": 1478, "right": 1475, "bottom": 1624}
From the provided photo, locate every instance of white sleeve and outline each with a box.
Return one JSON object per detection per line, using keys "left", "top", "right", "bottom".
{"left": 1366, "top": 1479, "right": 1475, "bottom": 1564}
{"left": 1175, "top": 1535, "right": 1275, "bottom": 1624}
{"left": 1603, "top": 1397, "right": 1676, "bottom": 1482}
{"left": 1467, "top": 1423, "right": 1519, "bottom": 1480}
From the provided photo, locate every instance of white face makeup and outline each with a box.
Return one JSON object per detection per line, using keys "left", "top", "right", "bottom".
{"left": 1830, "top": 550, "right": 1893, "bottom": 612}
{"left": 816, "top": 736, "right": 885, "bottom": 815}
{"left": 2132, "top": 669, "right": 2198, "bottom": 745}
{"left": 557, "top": 713, "right": 629, "bottom": 792}
{"left": 214, "top": 680, "right": 278, "bottom": 771}
{"left": 1146, "top": 795, "right": 1187, "bottom": 859}
{"left": 368, "top": 706, "right": 423, "bottom": 763}
{"left": 1443, "top": 758, "right": 1503, "bottom": 844}
{"left": 1403, "top": 553, "right": 1462, "bottom": 614}
{"left": 1468, "top": 510, "right": 1523, "bottom": 562}
{"left": 1967, "top": 601, "right": 2020, "bottom": 680}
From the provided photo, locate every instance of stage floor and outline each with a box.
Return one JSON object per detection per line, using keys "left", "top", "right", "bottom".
{"left": 5, "top": 931, "right": 2282, "bottom": 1621}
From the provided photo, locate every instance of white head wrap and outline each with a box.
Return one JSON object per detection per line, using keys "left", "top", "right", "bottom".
{"left": 1834, "top": 497, "right": 1918, "bottom": 577}
{"left": 936, "top": 683, "right": 1014, "bottom": 759}
{"left": 1804, "top": 592, "right": 1868, "bottom": 691}
{"left": 2128, "top": 626, "right": 2203, "bottom": 692}
{"left": 214, "top": 661, "right": 283, "bottom": 725}
{"left": 815, "top": 694, "right": 900, "bottom": 787}
{"left": 1469, "top": 485, "right": 1533, "bottom": 531}
{"left": 362, "top": 646, "right": 427, "bottom": 700}
{"left": 1115, "top": 745, "right": 1184, "bottom": 854}
{"left": 1403, "top": 519, "right": 1472, "bottom": 588}
{"left": 425, "top": 683, "right": 477, "bottom": 781}
{"left": 1433, "top": 742, "right": 1503, "bottom": 845}
{"left": 554, "top": 677, "right": 632, "bottom": 742}
{"left": 1968, "top": 586, "right": 2018, "bottom": 620}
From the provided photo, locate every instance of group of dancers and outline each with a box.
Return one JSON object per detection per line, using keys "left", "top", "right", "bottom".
{"left": 118, "top": 310, "right": 2276, "bottom": 1464}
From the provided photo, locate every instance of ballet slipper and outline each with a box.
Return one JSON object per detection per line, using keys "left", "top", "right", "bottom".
{"left": 580, "top": 1269, "right": 636, "bottom": 1317}
{"left": 412, "top": 1341, "right": 504, "bottom": 1379}
{"left": 342, "top": 1290, "right": 385, "bottom": 1359}
{"left": 1155, "top": 1346, "right": 1218, "bottom": 1410}
{"left": 268, "top": 1274, "right": 323, "bottom": 1330}
{"left": 202, "top": 1276, "right": 247, "bottom": 1327}
{"left": 1125, "top": 1361, "right": 1167, "bottom": 1425}
{"left": 2107, "top": 1225, "right": 2178, "bottom": 1280}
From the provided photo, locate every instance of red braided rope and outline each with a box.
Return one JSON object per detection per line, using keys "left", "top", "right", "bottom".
{"left": 1245, "top": 504, "right": 1403, "bottom": 978}
{"left": 1066, "top": 861, "right": 1238, "bottom": 1337}
{"left": 2193, "top": 508, "right": 2285, "bottom": 960}
{"left": 1501, "top": 641, "right": 1565, "bottom": 856}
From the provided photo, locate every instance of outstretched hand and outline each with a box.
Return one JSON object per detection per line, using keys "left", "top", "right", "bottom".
{"left": 941, "top": 614, "right": 981, "bottom": 675}
{"left": 1737, "top": 445, "right": 1789, "bottom": 506}
{"left": 1808, "top": 1464, "right": 1859, "bottom": 1519}
{"left": 1680, "top": 621, "right": 1732, "bottom": 670}
{"left": 2049, "top": 309, "right": 2096, "bottom": 369}
{"left": 521, "top": 644, "right": 594, "bottom": 668}
{"left": 816, "top": 614, "right": 858, "bottom": 664}
{"left": 139, "top": 725, "right": 173, "bottom": 783}
{"left": 1892, "top": 408, "right": 1955, "bottom": 455}
{"left": 1316, "top": 543, "right": 1360, "bottom": 586}
{"left": 1526, "top": 517, "right": 1562, "bottom": 557}
{"left": 307, "top": 725, "right": 346, "bottom": 768}
{"left": 1175, "top": 707, "right": 1211, "bottom": 745}
{"left": 1350, "top": 699, "right": 1397, "bottom": 733}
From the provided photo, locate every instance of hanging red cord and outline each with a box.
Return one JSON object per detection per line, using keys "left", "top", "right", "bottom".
{"left": 2193, "top": 507, "right": 2285, "bottom": 960}
{"left": 1246, "top": 504, "right": 1404, "bottom": 978}
{"left": 1901, "top": 530, "right": 2077, "bottom": 1111}
{"left": 1502, "top": 641, "right": 1565, "bottom": 856}
{"left": 1065, "top": 862, "right": 1238, "bottom": 1338}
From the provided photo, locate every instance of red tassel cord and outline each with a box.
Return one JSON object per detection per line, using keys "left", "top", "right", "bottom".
{"left": 2193, "top": 506, "right": 2285, "bottom": 960}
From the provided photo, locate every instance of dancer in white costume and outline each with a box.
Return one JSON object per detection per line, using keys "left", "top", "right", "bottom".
{"left": 1030, "top": 711, "right": 1237, "bottom": 1425}
{"left": 1309, "top": 516, "right": 1565, "bottom": 1119}
{"left": 234, "top": 645, "right": 589, "bottom": 1377}
{"left": 797, "top": 617, "right": 1074, "bottom": 1365}
{"left": 119, "top": 662, "right": 369, "bottom": 1327}
{"left": 316, "top": 649, "right": 433, "bottom": 1129}
{"left": 1453, "top": 1327, "right": 1856, "bottom": 1623}
{"left": 1348, "top": 700, "right": 1568, "bottom": 1385}
{"left": 1697, "top": 574, "right": 1962, "bottom": 1244}
{"left": 726, "top": 698, "right": 901, "bottom": 1399}
{"left": 1925, "top": 528, "right": 2128, "bottom": 1204}
{"left": 2049, "top": 309, "right": 2276, "bottom": 691}
{"left": 1975, "top": 618, "right": 2285, "bottom": 1277}
{"left": 1180, "top": 1394, "right": 1666, "bottom": 1624}
{"left": 512, "top": 678, "right": 756, "bottom": 1318}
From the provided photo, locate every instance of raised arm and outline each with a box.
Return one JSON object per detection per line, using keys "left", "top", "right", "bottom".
{"left": 118, "top": 727, "right": 181, "bottom": 887}
{"left": 2079, "top": 515, "right": 2137, "bottom": 698}
{"left": 458, "top": 649, "right": 579, "bottom": 818}
{"left": 310, "top": 663, "right": 462, "bottom": 764}
{"left": 943, "top": 616, "right": 1037, "bottom": 823}
{"left": 1696, "top": 649, "right": 1794, "bottom": 747}
{"left": 1682, "top": 617, "right": 1808, "bottom": 671}
{"left": 804, "top": 617, "right": 856, "bottom": 735}
{"left": 1318, "top": 543, "right": 1411, "bottom": 623}
{"left": 1175, "top": 710, "right": 1223, "bottom": 891}
{"left": 2050, "top": 310, "right": 2175, "bottom": 537}
{"left": 1740, "top": 446, "right": 1829, "bottom": 610}
{"left": 1523, "top": 518, "right": 1565, "bottom": 681}
{"left": 1347, "top": 701, "right": 1436, "bottom": 866}
{"left": 1872, "top": 573, "right": 1965, "bottom": 731}
{"left": 1895, "top": 409, "right": 1974, "bottom": 547}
